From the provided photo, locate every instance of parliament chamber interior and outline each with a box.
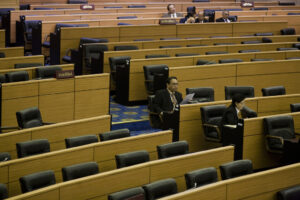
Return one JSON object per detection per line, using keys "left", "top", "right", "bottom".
{"left": 0, "top": 0, "right": 300, "bottom": 199}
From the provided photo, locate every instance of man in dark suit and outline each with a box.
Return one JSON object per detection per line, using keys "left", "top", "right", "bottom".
{"left": 153, "top": 77, "right": 183, "bottom": 130}
{"left": 216, "top": 11, "right": 232, "bottom": 23}
{"left": 162, "top": 4, "right": 183, "bottom": 18}
{"left": 195, "top": 11, "right": 209, "bottom": 23}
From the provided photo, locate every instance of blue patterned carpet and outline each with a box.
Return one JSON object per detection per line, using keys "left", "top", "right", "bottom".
{"left": 110, "top": 97, "right": 161, "bottom": 135}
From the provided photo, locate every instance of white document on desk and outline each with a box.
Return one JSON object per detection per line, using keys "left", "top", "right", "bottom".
{"left": 180, "top": 93, "right": 195, "bottom": 105}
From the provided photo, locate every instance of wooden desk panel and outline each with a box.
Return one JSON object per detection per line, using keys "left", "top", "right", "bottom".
{"left": 0, "top": 56, "right": 44, "bottom": 71}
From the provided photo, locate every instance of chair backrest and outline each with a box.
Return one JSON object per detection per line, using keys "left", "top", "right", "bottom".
{"left": 117, "top": 16, "right": 137, "bottom": 19}
{"left": 0, "top": 152, "right": 11, "bottom": 162}
{"left": 145, "top": 54, "right": 170, "bottom": 59}
{"left": 0, "top": 74, "right": 6, "bottom": 83}
{"left": 263, "top": 115, "right": 296, "bottom": 140}
{"left": 143, "top": 64, "right": 169, "bottom": 94}
{"left": 214, "top": 43, "right": 235, "bottom": 46}
{"left": 143, "top": 178, "right": 177, "bottom": 200}
{"left": 220, "top": 159, "right": 253, "bottom": 180}
{"left": 84, "top": 44, "right": 108, "bottom": 64}
{"left": 16, "top": 139, "right": 50, "bottom": 158}
{"left": 255, "top": 32, "right": 273, "bottom": 36}
{"left": 277, "top": 47, "right": 299, "bottom": 51}
{"left": 62, "top": 162, "right": 99, "bottom": 181}
{"left": 114, "top": 45, "right": 138, "bottom": 51}
{"left": 115, "top": 150, "right": 150, "bottom": 168}
{"left": 36, "top": 66, "right": 62, "bottom": 79}
{"left": 16, "top": 107, "right": 43, "bottom": 129}
{"left": 277, "top": 185, "right": 300, "bottom": 200}
{"left": 262, "top": 86, "right": 286, "bottom": 96}
{"left": 281, "top": 28, "right": 296, "bottom": 35}
{"left": 205, "top": 51, "right": 228, "bottom": 55}
{"left": 239, "top": 49, "right": 260, "bottom": 53}
{"left": 55, "top": 23, "right": 88, "bottom": 33}
{"left": 159, "top": 45, "right": 181, "bottom": 49}
{"left": 80, "top": 37, "right": 108, "bottom": 45}
{"left": 160, "top": 38, "right": 180, "bottom": 41}
{"left": 186, "top": 87, "right": 214, "bottom": 102}
{"left": 196, "top": 59, "right": 217, "bottom": 65}
{"left": 19, "top": 170, "right": 56, "bottom": 193}
{"left": 290, "top": 103, "right": 300, "bottom": 112}
{"left": 0, "top": 52, "right": 5, "bottom": 58}
{"left": 23, "top": 20, "right": 41, "bottom": 41}
{"left": 262, "top": 37, "right": 273, "bottom": 43}
{"left": 68, "top": 0, "right": 88, "bottom": 4}
{"left": 241, "top": 40, "right": 261, "bottom": 44}
{"left": 184, "top": 167, "right": 218, "bottom": 189}
{"left": 175, "top": 53, "right": 199, "bottom": 57}
{"left": 128, "top": 5, "right": 146, "bottom": 8}
{"left": 219, "top": 59, "right": 243, "bottom": 64}
{"left": 224, "top": 86, "right": 255, "bottom": 100}
{"left": 108, "top": 187, "right": 146, "bottom": 200}
{"left": 0, "top": 183, "right": 8, "bottom": 200}
{"left": 251, "top": 58, "right": 273, "bottom": 62}
{"left": 65, "top": 135, "right": 98, "bottom": 148}
{"left": 293, "top": 43, "right": 300, "bottom": 49}
{"left": 14, "top": 63, "right": 42, "bottom": 69}
{"left": 251, "top": 7, "right": 268, "bottom": 10}
{"left": 6, "top": 71, "right": 29, "bottom": 82}
{"left": 228, "top": 15, "right": 237, "bottom": 22}
{"left": 109, "top": 56, "right": 131, "bottom": 73}
{"left": 157, "top": 141, "right": 189, "bottom": 159}
{"left": 99, "top": 129, "right": 130, "bottom": 141}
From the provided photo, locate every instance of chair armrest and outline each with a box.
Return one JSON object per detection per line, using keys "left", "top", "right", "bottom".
{"left": 266, "top": 135, "right": 284, "bottom": 146}
{"left": 203, "top": 123, "right": 222, "bottom": 141}
{"left": 64, "top": 49, "right": 73, "bottom": 56}
{"left": 43, "top": 34, "right": 50, "bottom": 42}
{"left": 0, "top": 126, "right": 19, "bottom": 133}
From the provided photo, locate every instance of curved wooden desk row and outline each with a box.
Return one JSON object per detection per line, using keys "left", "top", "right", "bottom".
{"left": 0, "top": 115, "right": 111, "bottom": 159}
{"left": 5, "top": 145, "right": 234, "bottom": 199}
{"left": 0, "top": 130, "right": 173, "bottom": 196}
{"left": 102, "top": 41, "right": 298, "bottom": 73}
{"left": 160, "top": 162, "right": 300, "bottom": 200}
{"left": 215, "top": 9, "right": 300, "bottom": 18}
{"left": 126, "top": 52, "right": 300, "bottom": 102}
{"left": 1, "top": 73, "right": 110, "bottom": 127}
{"left": 0, "top": 55, "right": 44, "bottom": 71}
{"left": 179, "top": 95, "right": 300, "bottom": 168}
{"left": 0, "top": 47, "right": 23, "bottom": 58}
{"left": 0, "top": 63, "right": 74, "bottom": 80}
{"left": 56, "top": 22, "right": 288, "bottom": 63}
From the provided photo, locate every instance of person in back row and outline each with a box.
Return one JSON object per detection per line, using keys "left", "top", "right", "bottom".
{"left": 162, "top": 4, "right": 183, "bottom": 18}
{"left": 216, "top": 10, "right": 232, "bottom": 23}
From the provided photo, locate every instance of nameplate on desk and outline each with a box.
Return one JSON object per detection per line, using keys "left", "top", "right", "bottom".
{"left": 159, "top": 19, "right": 177, "bottom": 25}
{"left": 80, "top": 4, "right": 95, "bottom": 10}
{"left": 240, "top": 1, "right": 254, "bottom": 7}
{"left": 56, "top": 70, "right": 74, "bottom": 79}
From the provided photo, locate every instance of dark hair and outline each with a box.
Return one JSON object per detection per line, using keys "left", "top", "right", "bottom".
{"left": 167, "top": 4, "right": 174, "bottom": 11}
{"left": 166, "top": 76, "right": 177, "bottom": 84}
{"left": 232, "top": 93, "right": 245, "bottom": 106}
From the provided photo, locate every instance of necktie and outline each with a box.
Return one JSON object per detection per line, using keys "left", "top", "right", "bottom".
{"left": 170, "top": 93, "right": 177, "bottom": 110}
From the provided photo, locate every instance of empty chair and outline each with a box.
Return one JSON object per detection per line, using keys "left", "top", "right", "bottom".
{"left": 36, "top": 66, "right": 62, "bottom": 79}
{"left": 109, "top": 56, "right": 131, "bottom": 83}
{"left": 241, "top": 40, "right": 261, "bottom": 44}
{"left": 99, "top": 129, "right": 130, "bottom": 141}
{"left": 185, "top": 167, "right": 218, "bottom": 189}
{"left": 0, "top": 74, "right": 6, "bottom": 83}
{"left": 175, "top": 53, "right": 199, "bottom": 57}
{"left": 251, "top": 58, "right": 273, "bottom": 62}
{"left": 254, "top": 32, "right": 273, "bottom": 36}
{"left": 108, "top": 187, "right": 145, "bottom": 200}
{"left": 62, "top": 162, "right": 99, "bottom": 181}
{"left": 16, "top": 139, "right": 50, "bottom": 158}
{"left": 281, "top": 28, "right": 296, "bottom": 35}
{"left": 279, "top": 1, "right": 295, "bottom": 5}
{"left": 251, "top": 7, "right": 268, "bottom": 10}
{"left": 16, "top": 107, "right": 49, "bottom": 129}
{"left": 143, "top": 64, "right": 169, "bottom": 95}
{"left": 200, "top": 105, "right": 227, "bottom": 142}
{"left": 290, "top": 103, "right": 300, "bottom": 112}
{"left": 225, "top": 86, "right": 255, "bottom": 100}
{"left": 262, "top": 37, "right": 273, "bottom": 43}
{"left": 157, "top": 141, "right": 189, "bottom": 159}
{"left": 277, "top": 185, "right": 300, "bottom": 200}
{"left": 0, "top": 183, "right": 8, "bottom": 200}
{"left": 186, "top": 87, "right": 214, "bottom": 102}
{"left": 159, "top": 45, "right": 181, "bottom": 49}
{"left": 286, "top": 57, "right": 300, "bottom": 60}
{"left": 114, "top": 45, "right": 138, "bottom": 51}
{"left": 65, "top": 135, "right": 98, "bottom": 148}
{"left": 220, "top": 160, "right": 253, "bottom": 180}
{"left": 264, "top": 115, "right": 298, "bottom": 154}
{"left": 143, "top": 178, "right": 177, "bottom": 200}
{"left": 239, "top": 49, "right": 260, "bottom": 53}
{"left": 15, "top": 63, "right": 42, "bottom": 69}
{"left": 0, "top": 152, "right": 10, "bottom": 162}
{"left": 115, "top": 150, "right": 150, "bottom": 168}
{"left": 83, "top": 44, "right": 108, "bottom": 71}
{"left": 145, "top": 54, "right": 170, "bottom": 59}
{"left": 219, "top": 59, "right": 243, "bottom": 64}
{"left": 196, "top": 59, "right": 217, "bottom": 65}
{"left": 160, "top": 38, "right": 180, "bottom": 40}
{"left": 6, "top": 71, "right": 29, "bottom": 83}
{"left": 277, "top": 48, "right": 298, "bottom": 51}
{"left": 19, "top": 170, "right": 56, "bottom": 193}
{"left": 23, "top": 20, "right": 41, "bottom": 42}
{"left": 0, "top": 52, "right": 5, "bottom": 58}
{"left": 214, "top": 43, "right": 235, "bottom": 46}
{"left": 128, "top": 5, "right": 146, "bottom": 8}
{"left": 262, "top": 86, "right": 286, "bottom": 96}
{"left": 117, "top": 16, "right": 137, "bottom": 19}
{"left": 293, "top": 43, "right": 300, "bottom": 49}
{"left": 205, "top": 51, "right": 228, "bottom": 55}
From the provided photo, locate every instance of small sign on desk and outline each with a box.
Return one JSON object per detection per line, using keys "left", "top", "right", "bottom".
{"left": 80, "top": 4, "right": 95, "bottom": 10}
{"left": 241, "top": 1, "right": 254, "bottom": 7}
{"left": 56, "top": 70, "right": 75, "bottom": 79}
{"left": 159, "top": 19, "right": 177, "bottom": 25}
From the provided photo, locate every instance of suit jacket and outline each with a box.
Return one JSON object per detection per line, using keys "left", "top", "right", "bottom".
{"left": 216, "top": 17, "right": 232, "bottom": 23}
{"left": 222, "top": 104, "right": 239, "bottom": 125}
{"left": 153, "top": 89, "right": 183, "bottom": 114}
{"left": 195, "top": 18, "right": 209, "bottom": 23}
{"left": 162, "top": 12, "right": 183, "bottom": 18}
